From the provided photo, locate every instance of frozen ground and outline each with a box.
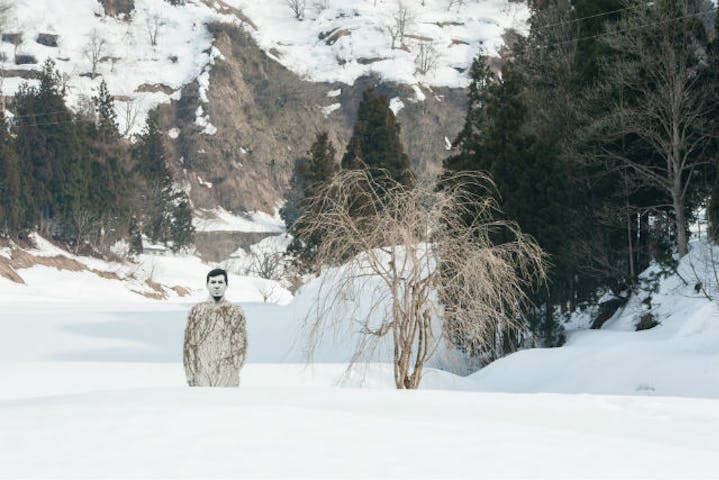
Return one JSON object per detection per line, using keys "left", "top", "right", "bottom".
{"left": 1, "top": 303, "right": 718, "bottom": 479}
{"left": 1, "top": 240, "right": 719, "bottom": 478}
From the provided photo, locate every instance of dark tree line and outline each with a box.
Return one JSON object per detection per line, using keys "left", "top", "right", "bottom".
{"left": 284, "top": 0, "right": 719, "bottom": 362}
{"left": 281, "top": 86, "right": 412, "bottom": 270}
{"left": 444, "top": 0, "right": 719, "bottom": 348}
{"left": 0, "top": 59, "right": 194, "bottom": 253}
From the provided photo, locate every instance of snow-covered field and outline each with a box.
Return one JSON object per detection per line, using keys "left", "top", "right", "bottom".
{"left": 2, "top": 238, "right": 719, "bottom": 477}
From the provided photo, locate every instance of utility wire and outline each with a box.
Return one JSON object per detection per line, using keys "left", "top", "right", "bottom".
{"left": 539, "top": 5, "right": 717, "bottom": 49}
{"left": 2, "top": 5, "right": 717, "bottom": 128}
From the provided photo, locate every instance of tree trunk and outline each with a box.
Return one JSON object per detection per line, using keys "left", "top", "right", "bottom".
{"left": 673, "top": 178, "right": 688, "bottom": 257}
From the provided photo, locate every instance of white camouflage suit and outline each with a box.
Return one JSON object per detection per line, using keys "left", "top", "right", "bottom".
{"left": 183, "top": 298, "right": 247, "bottom": 387}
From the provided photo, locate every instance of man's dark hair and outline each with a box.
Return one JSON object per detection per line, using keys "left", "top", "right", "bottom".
{"left": 206, "top": 268, "right": 228, "bottom": 285}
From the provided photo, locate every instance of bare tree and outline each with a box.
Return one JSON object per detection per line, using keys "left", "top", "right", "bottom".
{"left": 447, "top": 0, "right": 465, "bottom": 12}
{"left": 285, "top": 0, "right": 306, "bottom": 20}
{"left": 296, "top": 170, "right": 546, "bottom": 389}
{"left": 83, "top": 29, "right": 106, "bottom": 79}
{"left": 245, "top": 250, "right": 286, "bottom": 281}
{"left": 121, "top": 98, "right": 139, "bottom": 136}
{"left": 146, "top": 14, "right": 164, "bottom": 47}
{"left": 388, "top": 3, "right": 413, "bottom": 50}
{"left": 584, "top": 0, "right": 716, "bottom": 257}
{"left": 414, "top": 41, "right": 438, "bottom": 74}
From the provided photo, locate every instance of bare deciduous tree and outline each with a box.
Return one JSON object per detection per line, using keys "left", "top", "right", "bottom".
{"left": 83, "top": 29, "right": 106, "bottom": 79}
{"left": 388, "top": 3, "right": 413, "bottom": 50}
{"left": 585, "top": 0, "right": 716, "bottom": 257}
{"left": 146, "top": 14, "right": 164, "bottom": 47}
{"left": 296, "top": 170, "right": 546, "bottom": 389}
{"left": 245, "top": 250, "right": 286, "bottom": 281}
{"left": 415, "top": 41, "right": 438, "bottom": 74}
{"left": 285, "top": 0, "right": 306, "bottom": 20}
{"left": 121, "top": 98, "right": 139, "bottom": 136}
{"left": 447, "top": 0, "right": 465, "bottom": 13}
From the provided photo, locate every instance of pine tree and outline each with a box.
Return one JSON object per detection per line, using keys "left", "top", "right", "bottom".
{"left": 134, "top": 114, "right": 173, "bottom": 244}
{"left": 94, "top": 79, "right": 118, "bottom": 141}
{"left": 170, "top": 194, "right": 195, "bottom": 252}
{"left": 445, "top": 54, "right": 494, "bottom": 169}
{"left": 282, "top": 131, "right": 339, "bottom": 269}
{"left": 342, "top": 87, "right": 412, "bottom": 186}
{"left": 706, "top": 7, "right": 719, "bottom": 241}
{"left": 0, "top": 110, "right": 22, "bottom": 235}
{"left": 14, "top": 60, "right": 89, "bottom": 239}
{"left": 128, "top": 216, "right": 144, "bottom": 255}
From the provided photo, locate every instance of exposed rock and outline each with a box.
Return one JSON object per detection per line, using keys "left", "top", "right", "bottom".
{"left": 155, "top": 22, "right": 466, "bottom": 215}
{"left": 15, "top": 54, "right": 38, "bottom": 65}
{"left": 1, "top": 33, "right": 22, "bottom": 44}
{"left": 135, "top": 83, "right": 176, "bottom": 95}
{"left": 98, "top": 0, "right": 134, "bottom": 17}
{"left": 591, "top": 297, "right": 628, "bottom": 329}
{"left": 636, "top": 312, "right": 660, "bottom": 331}
{"left": 194, "top": 231, "right": 276, "bottom": 263}
{"left": 36, "top": 33, "right": 59, "bottom": 47}
{"left": 0, "top": 69, "right": 41, "bottom": 80}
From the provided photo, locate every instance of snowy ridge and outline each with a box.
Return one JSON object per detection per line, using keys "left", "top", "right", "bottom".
{"left": 0, "top": 0, "right": 527, "bottom": 137}
{"left": 231, "top": 0, "right": 529, "bottom": 88}
{"left": 1, "top": 0, "right": 239, "bottom": 135}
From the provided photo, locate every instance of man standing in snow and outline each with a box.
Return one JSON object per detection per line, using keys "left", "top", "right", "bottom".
{"left": 183, "top": 268, "right": 247, "bottom": 387}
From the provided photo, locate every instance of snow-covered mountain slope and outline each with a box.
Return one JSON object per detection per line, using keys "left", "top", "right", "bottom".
{"left": 231, "top": 0, "right": 528, "bottom": 87}
{"left": 0, "top": 0, "right": 525, "bottom": 133}
{"left": 1, "top": 0, "right": 240, "bottom": 135}
{"left": 1, "top": 0, "right": 525, "bottom": 213}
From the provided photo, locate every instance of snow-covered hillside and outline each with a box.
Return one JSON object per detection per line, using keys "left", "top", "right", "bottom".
{"left": 0, "top": 0, "right": 526, "bottom": 134}
{"left": 1, "top": 0, "right": 241, "bottom": 134}
{"left": 231, "top": 0, "right": 529, "bottom": 87}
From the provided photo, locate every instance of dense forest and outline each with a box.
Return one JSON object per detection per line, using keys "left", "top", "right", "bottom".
{"left": 0, "top": 60, "right": 194, "bottom": 253}
{"left": 283, "top": 0, "right": 719, "bottom": 356}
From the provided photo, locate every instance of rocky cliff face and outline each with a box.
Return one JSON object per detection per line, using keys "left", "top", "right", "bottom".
{"left": 156, "top": 23, "right": 467, "bottom": 215}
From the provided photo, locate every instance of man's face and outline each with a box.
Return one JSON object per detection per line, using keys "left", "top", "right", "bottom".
{"left": 207, "top": 274, "right": 227, "bottom": 299}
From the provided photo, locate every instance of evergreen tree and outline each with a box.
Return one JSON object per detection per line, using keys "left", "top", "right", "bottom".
{"left": 0, "top": 110, "right": 22, "bottom": 235}
{"left": 94, "top": 79, "right": 118, "bottom": 141}
{"left": 170, "top": 194, "right": 195, "bottom": 252}
{"left": 134, "top": 114, "right": 173, "bottom": 244}
{"left": 446, "top": 54, "right": 494, "bottom": 166}
{"left": 128, "top": 216, "right": 144, "bottom": 255}
{"left": 706, "top": 8, "right": 719, "bottom": 240}
{"left": 342, "top": 87, "right": 412, "bottom": 186}
{"left": 282, "top": 131, "right": 338, "bottom": 269}
{"left": 14, "top": 60, "right": 89, "bottom": 239}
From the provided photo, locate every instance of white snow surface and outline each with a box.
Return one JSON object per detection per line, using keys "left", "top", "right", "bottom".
{"left": 1, "top": 239, "right": 719, "bottom": 477}
{"left": 230, "top": 0, "right": 529, "bottom": 88}
{"left": 193, "top": 206, "right": 285, "bottom": 233}
{"left": 1, "top": 0, "right": 239, "bottom": 135}
{"left": 1, "top": 0, "right": 527, "bottom": 138}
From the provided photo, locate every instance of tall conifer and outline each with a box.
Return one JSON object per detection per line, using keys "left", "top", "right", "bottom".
{"left": 342, "top": 87, "right": 412, "bottom": 186}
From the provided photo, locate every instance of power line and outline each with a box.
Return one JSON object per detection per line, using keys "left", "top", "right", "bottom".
{"left": 2, "top": 4, "right": 717, "bottom": 128}
{"left": 533, "top": 3, "right": 645, "bottom": 32}
{"left": 538, "top": 5, "right": 717, "bottom": 49}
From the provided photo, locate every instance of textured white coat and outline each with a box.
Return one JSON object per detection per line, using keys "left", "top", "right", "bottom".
{"left": 183, "top": 298, "right": 247, "bottom": 387}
